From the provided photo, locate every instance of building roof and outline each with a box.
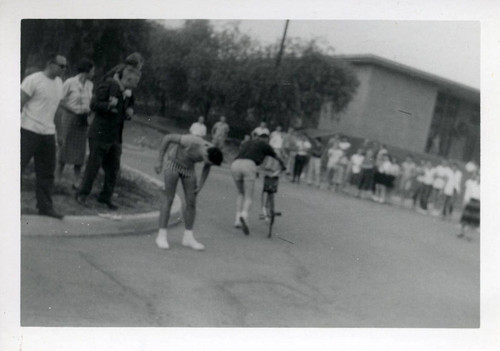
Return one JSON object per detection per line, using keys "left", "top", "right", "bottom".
{"left": 338, "top": 54, "right": 479, "bottom": 103}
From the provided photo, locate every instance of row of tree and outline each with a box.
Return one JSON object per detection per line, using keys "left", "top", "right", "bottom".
{"left": 21, "top": 19, "right": 359, "bottom": 135}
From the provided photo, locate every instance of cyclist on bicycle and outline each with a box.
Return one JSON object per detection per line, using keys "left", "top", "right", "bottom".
{"left": 231, "top": 133, "right": 286, "bottom": 235}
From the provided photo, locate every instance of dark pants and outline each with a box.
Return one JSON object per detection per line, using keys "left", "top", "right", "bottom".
{"left": 442, "top": 193, "right": 456, "bottom": 217}
{"left": 78, "top": 139, "right": 122, "bottom": 201}
{"left": 293, "top": 155, "right": 308, "bottom": 182}
{"left": 419, "top": 184, "right": 433, "bottom": 210}
{"left": 21, "top": 128, "right": 56, "bottom": 212}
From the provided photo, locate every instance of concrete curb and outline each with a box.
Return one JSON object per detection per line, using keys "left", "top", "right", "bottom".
{"left": 21, "top": 165, "right": 182, "bottom": 237}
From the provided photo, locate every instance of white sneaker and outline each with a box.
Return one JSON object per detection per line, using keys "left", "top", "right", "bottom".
{"left": 156, "top": 233, "right": 169, "bottom": 249}
{"left": 182, "top": 233, "right": 205, "bottom": 251}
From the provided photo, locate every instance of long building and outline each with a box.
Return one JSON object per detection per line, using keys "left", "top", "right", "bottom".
{"left": 318, "top": 54, "right": 480, "bottom": 163}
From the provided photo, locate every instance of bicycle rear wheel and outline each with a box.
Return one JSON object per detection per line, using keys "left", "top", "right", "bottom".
{"left": 266, "top": 194, "right": 275, "bottom": 238}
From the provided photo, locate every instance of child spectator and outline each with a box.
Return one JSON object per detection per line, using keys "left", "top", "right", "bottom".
{"left": 325, "top": 141, "right": 344, "bottom": 190}
{"left": 385, "top": 156, "right": 401, "bottom": 204}
{"left": 458, "top": 170, "right": 480, "bottom": 240}
{"left": 347, "top": 148, "right": 365, "bottom": 195}
{"left": 357, "top": 148, "right": 376, "bottom": 199}
{"left": 442, "top": 162, "right": 462, "bottom": 219}
{"left": 373, "top": 154, "right": 392, "bottom": 203}
{"left": 398, "top": 155, "right": 417, "bottom": 203}
{"left": 292, "top": 133, "right": 311, "bottom": 183}
{"left": 332, "top": 153, "right": 349, "bottom": 192}
{"left": 430, "top": 159, "right": 452, "bottom": 213}
{"left": 411, "top": 160, "right": 426, "bottom": 209}
{"left": 307, "top": 136, "right": 324, "bottom": 188}
{"left": 415, "top": 161, "right": 434, "bottom": 213}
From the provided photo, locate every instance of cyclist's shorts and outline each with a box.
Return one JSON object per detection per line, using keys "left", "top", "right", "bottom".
{"left": 231, "top": 159, "right": 257, "bottom": 182}
{"left": 263, "top": 175, "right": 279, "bottom": 193}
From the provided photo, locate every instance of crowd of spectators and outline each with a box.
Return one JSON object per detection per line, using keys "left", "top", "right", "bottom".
{"left": 21, "top": 52, "right": 144, "bottom": 218}
{"left": 227, "top": 123, "right": 481, "bottom": 239}
{"left": 21, "top": 51, "right": 479, "bottom": 241}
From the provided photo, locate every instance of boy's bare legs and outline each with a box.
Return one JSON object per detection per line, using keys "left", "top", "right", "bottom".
{"left": 156, "top": 171, "right": 179, "bottom": 249}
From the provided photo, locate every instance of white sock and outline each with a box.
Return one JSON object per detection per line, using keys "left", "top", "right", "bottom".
{"left": 182, "top": 230, "right": 205, "bottom": 251}
{"left": 234, "top": 212, "right": 242, "bottom": 227}
{"left": 240, "top": 211, "right": 248, "bottom": 220}
{"left": 156, "top": 228, "right": 169, "bottom": 249}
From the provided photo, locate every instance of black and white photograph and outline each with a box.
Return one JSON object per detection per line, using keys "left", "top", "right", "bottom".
{"left": 2, "top": 1, "right": 500, "bottom": 350}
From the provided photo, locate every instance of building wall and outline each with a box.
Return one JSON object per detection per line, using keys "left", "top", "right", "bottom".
{"left": 318, "top": 65, "right": 372, "bottom": 135}
{"left": 319, "top": 63, "right": 440, "bottom": 153}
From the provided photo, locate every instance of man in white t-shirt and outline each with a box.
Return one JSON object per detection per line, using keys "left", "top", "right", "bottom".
{"left": 251, "top": 121, "right": 270, "bottom": 139}
{"left": 21, "top": 53, "right": 67, "bottom": 219}
{"left": 189, "top": 116, "right": 207, "bottom": 138}
{"left": 269, "top": 125, "right": 284, "bottom": 157}
{"left": 211, "top": 115, "right": 230, "bottom": 149}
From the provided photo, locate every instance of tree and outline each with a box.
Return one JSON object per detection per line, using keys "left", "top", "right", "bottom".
{"left": 21, "top": 19, "right": 360, "bottom": 137}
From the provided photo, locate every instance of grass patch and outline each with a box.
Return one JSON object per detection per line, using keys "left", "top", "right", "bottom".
{"left": 21, "top": 164, "right": 163, "bottom": 216}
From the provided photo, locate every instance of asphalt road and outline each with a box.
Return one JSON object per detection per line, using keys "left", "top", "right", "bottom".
{"left": 21, "top": 146, "right": 479, "bottom": 327}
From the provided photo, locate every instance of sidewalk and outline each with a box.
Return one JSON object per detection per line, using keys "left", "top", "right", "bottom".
{"left": 21, "top": 164, "right": 182, "bottom": 237}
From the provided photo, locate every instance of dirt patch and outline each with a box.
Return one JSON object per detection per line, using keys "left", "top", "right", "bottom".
{"left": 21, "top": 165, "right": 163, "bottom": 216}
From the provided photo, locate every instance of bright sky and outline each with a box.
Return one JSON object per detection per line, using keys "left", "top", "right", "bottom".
{"left": 161, "top": 20, "right": 480, "bottom": 89}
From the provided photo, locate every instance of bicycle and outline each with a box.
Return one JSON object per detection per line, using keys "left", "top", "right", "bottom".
{"left": 262, "top": 174, "right": 282, "bottom": 238}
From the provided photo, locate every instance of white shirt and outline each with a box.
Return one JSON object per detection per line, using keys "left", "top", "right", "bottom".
{"left": 350, "top": 154, "right": 364, "bottom": 174}
{"left": 61, "top": 75, "right": 93, "bottom": 115}
{"left": 379, "top": 160, "right": 392, "bottom": 173}
{"left": 339, "top": 141, "right": 351, "bottom": 151}
{"left": 389, "top": 163, "right": 401, "bottom": 177}
{"left": 252, "top": 126, "right": 270, "bottom": 137}
{"left": 296, "top": 139, "right": 311, "bottom": 156}
{"left": 21, "top": 72, "right": 63, "bottom": 135}
{"left": 444, "top": 169, "right": 462, "bottom": 196}
{"left": 327, "top": 148, "right": 344, "bottom": 168}
{"left": 432, "top": 165, "right": 452, "bottom": 189}
{"left": 189, "top": 122, "right": 207, "bottom": 137}
{"left": 465, "top": 161, "right": 478, "bottom": 173}
{"left": 401, "top": 161, "right": 416, "bottom": 179}
{"left": 422, "top": 167, "right": 434, "bottom": 185}
{"left": 269, "top": 131, "right": 284, "bottom": 149}
{"left": 463, "top": 179, "right": 480, "bottom": 203}
{"left": 212, "top": 121, "right": 229, "bottom": 139}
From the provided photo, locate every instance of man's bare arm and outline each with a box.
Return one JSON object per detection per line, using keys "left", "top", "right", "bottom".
{"left": 21, "top": 90, "right": 31, "bottom": 110}
{"left": 195, "top": 163, "right": 211, "bottom": 194}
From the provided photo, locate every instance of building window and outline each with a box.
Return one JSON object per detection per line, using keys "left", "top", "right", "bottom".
{"left": 463, "top": 104, "right": 480, "bottom": 163}
{"left": 426, "top": 93, "right": 460, "bottom": 157}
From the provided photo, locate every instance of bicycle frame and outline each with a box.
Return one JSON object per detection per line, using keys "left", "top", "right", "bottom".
{"left": 265, "top": 184, "right": 281, "bottom": 238}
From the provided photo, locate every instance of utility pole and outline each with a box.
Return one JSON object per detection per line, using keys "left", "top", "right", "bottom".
{"left": 275, "top": 19, "right": 290, "bottom": 68}
{"left": 275, "top": 20, "right": 290, "bottom": 129}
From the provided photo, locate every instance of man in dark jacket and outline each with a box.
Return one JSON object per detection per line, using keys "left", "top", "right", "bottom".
{"left": 76, "top": 65, "right": 140, "bottom": 209}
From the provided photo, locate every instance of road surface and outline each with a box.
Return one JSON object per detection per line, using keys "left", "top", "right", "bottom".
{"left": 21, "top": 146, "right": 479, "bottom": 327}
